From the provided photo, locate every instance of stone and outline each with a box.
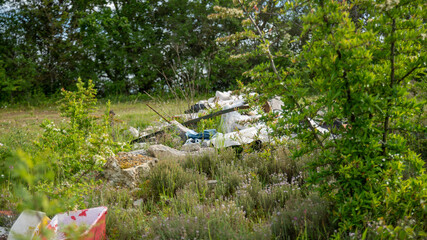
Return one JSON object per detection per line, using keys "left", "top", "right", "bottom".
{"left": 207, "top": 180, "right": 217, "bottom": 186}
{"left": 133, "top": 142, "right": 147, "bottom": 150}
{"left": 181, "top": 143, "right": 201, "bottom": 152}
{"left": 148, "top": 144, "right": 215, "bottom": 160}
{"left": 147, "top": 144, "right": 186, "bottom": 160}
{"left": 103, "top": 153, "right": 158, "bottom": 188}
{"left": 128, "top": 149, "right": 147, "bottom": 155}
{"left": 0, "top": 226, "right": 8, "bottom": 240}
{"left": 133, "top": 199, "right": 144, "bottom": 207}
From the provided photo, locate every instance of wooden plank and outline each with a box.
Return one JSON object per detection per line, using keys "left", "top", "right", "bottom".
{"left": 182, "top": 105, "right": 250, "bottom": 126}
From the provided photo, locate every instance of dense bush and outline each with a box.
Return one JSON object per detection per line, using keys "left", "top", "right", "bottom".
{"left": 271, "top": 193, "right": 333, "bottom": 239}
{"left": 211, "top": 0, "right": 426, "bottom": 235}
{"left": 148, "top": 201, "right": 270, "bottom": 240}
{"left": 35, "top": 79, "right": 128, "bottom": 178}
{"left": 145, "top": 160, "right": 208, "bottom": 200}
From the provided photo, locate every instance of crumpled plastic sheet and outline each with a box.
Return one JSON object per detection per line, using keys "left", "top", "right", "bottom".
{"left": 208, "top": 123, "right": 277, "bottom": 148}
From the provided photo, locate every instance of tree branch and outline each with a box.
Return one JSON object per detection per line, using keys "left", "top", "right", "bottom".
{"left": 382, "top": 18, "right": 396, "bottom": 156}
{"left": 237, "top": 0, "right": 324, "bottom": 149}
{"left": 397, "top": 63, "right": 421, "bottom": 84}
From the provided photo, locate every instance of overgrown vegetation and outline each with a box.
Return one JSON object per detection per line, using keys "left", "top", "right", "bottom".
{"left": 210, "top": 0, "right": 426, "bottom": 237}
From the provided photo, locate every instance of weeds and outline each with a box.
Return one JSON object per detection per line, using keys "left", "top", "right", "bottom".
{"left": 5, "top": 82, "right": 423, "bottom": 239}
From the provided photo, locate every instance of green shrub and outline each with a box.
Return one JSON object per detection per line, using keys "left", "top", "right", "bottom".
{"left": 271, "top": 193, "right": 333, "bottom": 239}
{"left": 148, "top": 201, "right": 270, "bottom": 239}
{"left": 242, "top": 146, "right": 301, "bottom": 185}
{"left": 35, "top": 78, "right": 128, "bottom": 179}
{"left": 181, "top": 151, "right": 220, "bottom": 178}
{"left": 365, "top": 216, "right": 427, "bottom": 239}
{"left": 236, "top": 172, "right": 301, "bottom": 219}
{"left": 169, "top": 185, "right": 204, "bottom": 215}
{"left": 214, "top": 162, "right": 244, "bottom": 198}
{"left": 146, "top": 160, "right": 208, "bottom": 199}
{"left": 196, "top": 115, "right": 222, "bottom": 133}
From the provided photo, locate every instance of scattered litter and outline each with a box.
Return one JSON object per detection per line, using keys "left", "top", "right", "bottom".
{"left": 184, "top": 103, "right": 206, "bottom": 113}
{"left": 216, "top": 91, "right": 232, "bottom": 101}
{"left": 208, "top": 124, "right": 274, "bottom": 148}
{"left": 131, "top": 90, "right": 332, "bottom": 150}
{"left": 8, "top": 210, "right": 50, "bottom": 240}
{"left": 186, "top": 129, "right": 217, "bottom": 140}
{"left": 7, "top": 207, "right": 108, "bottom": 240}
{"left": 128, "top": 127, "right": 139, "bottom": 138}
{"left": 47, "top": 207, "right": 107, "bottom": 240}
{"left": 184, "top": 138, "right": 203, "bottom": 145}
{"left": 132, "top": 142, "right": 147, "bottom": 150}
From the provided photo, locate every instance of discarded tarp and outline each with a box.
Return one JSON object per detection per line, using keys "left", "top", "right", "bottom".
{"left": 186, "top": 129, "right": 217, "bottom": 140}
{"left": 48, "top": 207, "right": 108, "bottom": 240}
{"left": 207, "top": 124, "right": 277, "bottom": 148}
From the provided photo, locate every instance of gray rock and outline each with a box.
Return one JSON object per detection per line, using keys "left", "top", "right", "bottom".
{"left": 147, "top": 144, "right": 186, "bottom": 160}
{"left": 133, "top": 199, "right": 144, "bottom": 207}
{"left": 181, "top": 143, "right": 201, "bottom": 152}
{"left": 148, "top": 144, "right": 215, "bottom": 160}
{"left": 128, "top": 149, "right": 148, "bottom": 155}
{"left": 133, "top": 142, "right": 147, "bottom": 150}
{"left": 103, "top": 155, "right": 158, "bottom": 188}
{"left": 0, "top": 227, "right": 8, "bottom": 240}
{"left": 207, "top": 180, "right": 217, "bottom": 185}
{"left": 201, "top": 141, "right": 209, "bottom": 148}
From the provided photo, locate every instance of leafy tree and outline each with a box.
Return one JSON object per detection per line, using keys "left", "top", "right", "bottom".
{"left": 212, "top": 0, "right": 426, "bottom": 234}
{"left": 0, "top": 0, "right": 247, "bottom": 100}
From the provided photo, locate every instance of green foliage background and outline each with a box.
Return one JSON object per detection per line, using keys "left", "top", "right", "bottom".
{"left": 0, "top": 0, "right": 251, "bottom": 103}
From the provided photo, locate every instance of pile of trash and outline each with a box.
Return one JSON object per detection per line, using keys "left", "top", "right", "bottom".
{"left": 130, "top": 91, "right": 286, "bottom": 148}
{"left": 104, "top": 90, "right": 338, "bottom": 187}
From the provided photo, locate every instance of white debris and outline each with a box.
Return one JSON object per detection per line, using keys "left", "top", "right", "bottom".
{"left": 209, "top": 124, "right": 278, "bottom": 148}
{"left": 215, "top": 90, "right": 232, "bottom": 101}
{"left": 269, "top": 97, "right": 284, "bottom": 112}
{"left": 309, "top": 119, "right": 329, "bottom": 134}
{"left": 129, "top": 127, "right": 140, "bottom": 138}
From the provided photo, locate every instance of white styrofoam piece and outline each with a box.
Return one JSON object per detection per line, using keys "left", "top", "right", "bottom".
{"left": 8, "top": 210, "right": 47, "bottom": 240}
